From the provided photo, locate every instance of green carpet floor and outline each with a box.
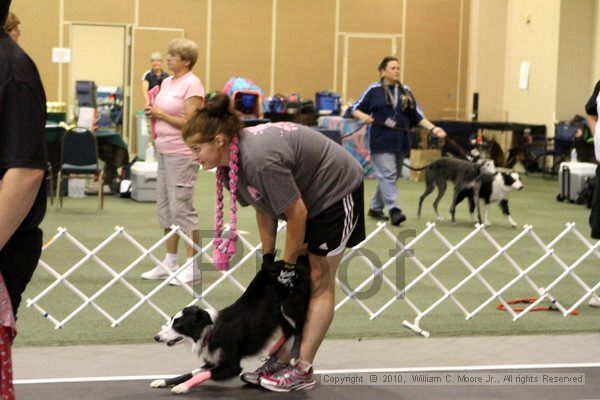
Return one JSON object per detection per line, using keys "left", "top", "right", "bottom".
{"left": 14, "top": 171, "right": 600, "bottom": 347}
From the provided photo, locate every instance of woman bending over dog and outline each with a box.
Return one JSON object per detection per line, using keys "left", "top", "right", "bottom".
{"left": 182, "top": 93, "right": 366, "bottom": 391}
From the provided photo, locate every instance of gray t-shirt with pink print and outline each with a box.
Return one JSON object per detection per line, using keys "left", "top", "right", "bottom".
{"left": 234, "top": 122, "right": 363, "bottom": 219}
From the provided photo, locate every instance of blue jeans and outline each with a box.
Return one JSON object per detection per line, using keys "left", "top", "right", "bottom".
{"left": 370, "top": 152, "right": 405, "bottom": 212}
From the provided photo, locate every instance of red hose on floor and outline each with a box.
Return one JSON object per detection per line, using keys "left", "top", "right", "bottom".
{"left": 497, "top": 298, "right": 579, "bottom": 315}
{"left": 0, "top": 274, "right": 15, "bottom": 400}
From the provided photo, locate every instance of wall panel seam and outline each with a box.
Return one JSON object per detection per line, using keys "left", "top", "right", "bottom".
{"left": 456, "top": 0, "right": 464, "bottom": 118}
{"left": 205, "top": 0, "right": 212, "bottom": 92}
{"left": 270, "top": 0, "right": 278, "bottom": 96}
{"left": 333, "top": 0, "right": 340, "bottom": 92}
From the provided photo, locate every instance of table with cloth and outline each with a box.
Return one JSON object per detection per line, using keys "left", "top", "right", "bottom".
{"left": 317, "top": 116, "right": 373, "bottom": 178}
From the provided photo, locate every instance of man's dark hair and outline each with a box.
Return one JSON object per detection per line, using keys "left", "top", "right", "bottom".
{"left": 0, "top": 0, "right": 11, "bottom": 28}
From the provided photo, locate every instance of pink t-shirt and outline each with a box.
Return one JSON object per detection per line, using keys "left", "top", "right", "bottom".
{"left": 154, "top": 71, "right": 204, "bottom": 155}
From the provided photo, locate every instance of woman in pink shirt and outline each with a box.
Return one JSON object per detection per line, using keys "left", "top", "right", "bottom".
{"left": 142, "top": 38, "right": 204, "bottom": 284}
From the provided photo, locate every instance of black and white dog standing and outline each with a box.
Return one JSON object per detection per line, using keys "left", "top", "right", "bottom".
{"left": 417, "top": 157, "right": 497, "bottom": 223}
{"left": 152, "top": 257, "right": 311, "bottom": 394}
{"left": 455, "top": 172, "right": 524, "bottom": 227}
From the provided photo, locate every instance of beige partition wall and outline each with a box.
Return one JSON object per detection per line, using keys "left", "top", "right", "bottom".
{"left": 60, "top": 24, "right": 70, "bottom": 106}
{"left": 9, "top": 0, "right": 61, "bottom": 101}
{"left": 503, "top": 0, "right": 561, "bottom": 129}
{"left": 337, "top": 0, "right": 470, "bottom": 119}
{"left": 466, "top": 0, "right": 508, "bottom": 121}
{"left": 340, "top": 0, "right": 405, "bottom": 33}
{"left": 275, "top": 0, "right": 336, "bottom": 97}
{"left": 555, "top": 0, "right": 595, "bottom": 121}
{"left": 69, "top": 25, "right": 126, "bottom": 104}
{"left": 337, "top": 0, "right": 406, "bottom": 102}
{"left": 138, "top": 0, "right": 208, "bottom": 85}
{"left": 405, "top": 0, "right": 470, "bottom": 120}
{"left": 64, "top": 0, "right": 135, "bottom": 24}
{"left": 210, "top": 0, "right": 273, "bottom": 93}
{"left": 344, "top": 37, "right": 398, "bottom": 102}
{"left": 12, "top": 0, "right": 472, "bottom": 154}
{"left": 593, "top": 0, "right": 600, "bottom": 83}
{"left": 468, "top": 0, "right": 599, "bottom": 136}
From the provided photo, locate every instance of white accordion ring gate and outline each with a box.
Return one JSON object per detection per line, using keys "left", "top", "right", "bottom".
{"left": 27, "top": 222, "right": 600, "bottom": 337}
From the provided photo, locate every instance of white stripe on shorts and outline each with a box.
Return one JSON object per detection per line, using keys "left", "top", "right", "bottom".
{"left": 328, "top": 193, "right": 356, "bottom": 257}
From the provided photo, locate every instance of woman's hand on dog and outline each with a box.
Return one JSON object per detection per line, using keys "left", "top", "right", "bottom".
{"left": 261, "top": 255, "right": 309, "bottom": 290}
{"left": 262, "top": 253, "right": 276, "bottom": 265}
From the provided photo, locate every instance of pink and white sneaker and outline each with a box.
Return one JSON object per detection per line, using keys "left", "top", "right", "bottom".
{"left": 259, "top": 364, "right": 316, "bottom": 392}
{"left": 239, "top": 356, "right": 287, "bottom": 385}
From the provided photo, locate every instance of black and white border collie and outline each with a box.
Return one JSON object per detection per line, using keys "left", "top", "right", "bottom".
{"left": 152, "top": 258, "right": 311, "bottom": 394}
{"left": 456, "top": 171, "right": 524, "bottom": 227}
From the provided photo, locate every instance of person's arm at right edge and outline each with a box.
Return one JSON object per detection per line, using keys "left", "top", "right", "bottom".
{"left": 584, "top": 80, "right": 600, "bottom": 135}
{"left": 585, "top": 114, "right": 598, "bottom": 136}
{"left": 0, "top": 168, "right": 44, "bottom": 250}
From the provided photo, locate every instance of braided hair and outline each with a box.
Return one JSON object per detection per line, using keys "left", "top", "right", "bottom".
{"left": 212, "top": 135, "right": 240, "bottom": 270}
{"left": 182, "top": 92, "right": 243, "bottom": 270}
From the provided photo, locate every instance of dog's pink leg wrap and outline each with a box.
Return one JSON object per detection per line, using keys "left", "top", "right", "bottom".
{"left": 268, "top": 335, "right": 287, "bottom": 356}
{"left": 183, "top": 370, "right": 212, "bottom": 389}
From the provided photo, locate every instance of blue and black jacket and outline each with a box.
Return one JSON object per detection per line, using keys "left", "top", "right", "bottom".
{"left": 351, "top": 81, "right": 424, "bottom": 154}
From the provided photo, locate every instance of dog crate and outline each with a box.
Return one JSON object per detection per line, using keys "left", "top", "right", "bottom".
{"left": 131, "top": 161, "right": 158, "bottom": 202}
{"left": 557, "top": 162, "right": 597, "bottom": 203}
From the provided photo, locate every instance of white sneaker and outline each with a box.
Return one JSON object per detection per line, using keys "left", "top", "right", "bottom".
{"left": 589, "top": 296, "right": 600, "bottom": 308}
{"left": 141, "top": 263, "right": 177, "bottom": 280}
{"left": 169, "top": 265, "right": 201, "bottom": 286}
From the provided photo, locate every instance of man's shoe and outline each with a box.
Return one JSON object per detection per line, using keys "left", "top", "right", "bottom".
{"left": 240, "top": 356, "right": 288, "bottom": 385}
{"left": 260, "top": 364, "right": 315, "bottom": 392}
{"left": 390, "top": 208, "right": 407, "bottom": 226}
{"left": 368, "top": 209, "right": 389, "bottom": 221}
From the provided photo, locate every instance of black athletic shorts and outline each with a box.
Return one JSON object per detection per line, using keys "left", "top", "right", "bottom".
{"left": 0, "top": 228, "right": 42, "bottom": 318}
{"left": 305, "top": 182, "right": 366, "bottom": 257}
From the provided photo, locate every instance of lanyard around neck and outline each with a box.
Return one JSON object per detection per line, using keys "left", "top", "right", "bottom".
{"left": 384, "top": 83, "right": 399, "bottom": 108}
{"left": 391, "top": 85, "right": 399, "bottom": 108}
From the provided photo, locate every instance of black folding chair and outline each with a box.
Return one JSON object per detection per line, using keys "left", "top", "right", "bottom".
{"left": 56, "top": 128, "right": 104, "bottom": 209}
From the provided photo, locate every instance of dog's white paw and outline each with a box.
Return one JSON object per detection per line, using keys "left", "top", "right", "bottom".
{"left": 171, "top": 384, "right": 189, "bottom": 394}
{"left": 150, "top": 379, "right": 167, "bottom": 388}
{"left": 436, "top": 215, "right": 445, "bottom": 221}
{"left": 484, "top": 220, "right": 492, "bottom": 227}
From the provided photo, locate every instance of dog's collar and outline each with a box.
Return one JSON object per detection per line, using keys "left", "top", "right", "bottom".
{"left": 202, "top": 333, "right": 211, "bottom": 349}
{"left": 194, "top": 330, "right": 212, "bottom": 356}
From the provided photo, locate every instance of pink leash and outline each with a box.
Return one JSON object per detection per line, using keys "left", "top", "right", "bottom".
{"left": 0, "top": 273, "right": 15, "bottom": 400}
{"left": 213, "top": 136, "right": 240, "bottom": 271}
{"left": 147, "top": 85, "right": 160, "bottom": 140}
